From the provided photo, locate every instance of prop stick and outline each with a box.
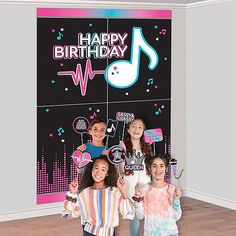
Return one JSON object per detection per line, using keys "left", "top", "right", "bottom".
{"left": 144, "top": 128, "right": 163, "bottom": 155}
{"left": 122, "top": 121, "right": 126, "bottom": 141}
{"left": 80, "top": 133, "right": 83, "bottom": 145}
{"left": 138, "top": 164, "right": 141, "bottom": 183}
{"left": 105, "top": 119, "right": 118, "bottom": 149}
{"left": 105, "top": 137, "right": 109, "bottom": 149}
{"left": 72, "top": 116, "right": 89, "bottom": 147}
{"left": 116, "top": 112, "right": 135, "bottom": 141}
{"left": 169, "top": 158, "right": 184, "bottom": 186}
{"left": 71, "top": 150, "right": 93, "bottom": 179}
{"left": 107, "top": 145, "right": 126, "bottom": 177}
{"left": 153, "top": 143, "right": 156, "bottom": 156}
{"left": 117, "top": 164, "right": 121, "bottom": 177}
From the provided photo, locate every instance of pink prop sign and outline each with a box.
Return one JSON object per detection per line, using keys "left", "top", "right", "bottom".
{"left": 116, "top": 112, "right": 135, "bottom": 123}
{"left": 144, "top": 128, "right": 163, "bottom": 144}
{"left": 71, "top": 150, "right": 93, "bottom": 168}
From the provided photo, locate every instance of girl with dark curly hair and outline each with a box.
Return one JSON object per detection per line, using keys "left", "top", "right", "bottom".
{"left": 62, "top": 155, "right": 134, "bottom": 236}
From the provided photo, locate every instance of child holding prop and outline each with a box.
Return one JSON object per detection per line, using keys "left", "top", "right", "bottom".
{"left": 75, "top": 118, "right": 108, "bottom": 191}
{"left": 133, "top": 154, "right": 182, "bottom": 236}
{"left": 122, "top": 117, "right": 153, "bottom": 236}
{"left": 62, "top": 155, "right": 135, "bottom": 236}
{"left": 77, "top": 118, "right": 108, "bottom": 157}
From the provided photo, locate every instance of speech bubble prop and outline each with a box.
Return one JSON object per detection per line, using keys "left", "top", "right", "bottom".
{"left": 116, "top": 112, "right": 135, "bottom": 141}
{"left": 71, "top": 150, "right": 93, "bottom": 169}
{"left": 72, "top": 116, "right": 89, "bottom": 134}
{"left": 144, "top": 128, "right": 163, "bottom": 144}
{"left": 116, "top": 112, "right": 135, "bottom": 123}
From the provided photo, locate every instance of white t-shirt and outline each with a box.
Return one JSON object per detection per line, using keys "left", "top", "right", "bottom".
{"left": 124, "top": 151, "right": 150, "bottom": 198}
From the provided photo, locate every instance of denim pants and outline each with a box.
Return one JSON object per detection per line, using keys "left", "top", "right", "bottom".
{"left": 129, "top": 214, "right": 140, "bottom": 236}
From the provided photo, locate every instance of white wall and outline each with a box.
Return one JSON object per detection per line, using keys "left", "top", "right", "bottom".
{"left": 0, "top": 4, "right": 65, "bottom": 221}
{"left": 185, "top": 0, "right": 236, "bottom": 209}
{"left": 171, "top": 8, "right": 187, "bottom": 192}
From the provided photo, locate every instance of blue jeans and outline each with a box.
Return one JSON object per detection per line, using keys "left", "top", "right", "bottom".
{"left": 129, "top": 214, "right": 140, "bottom": 236}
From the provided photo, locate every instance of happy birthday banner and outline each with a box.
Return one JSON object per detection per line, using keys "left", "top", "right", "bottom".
{"left": 37, "top": 8, "right": 171, "bottom": 204}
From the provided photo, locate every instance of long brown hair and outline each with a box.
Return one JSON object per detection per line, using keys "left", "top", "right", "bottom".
{"left": 123, "top": 118, "right": 152, "bottom": 175}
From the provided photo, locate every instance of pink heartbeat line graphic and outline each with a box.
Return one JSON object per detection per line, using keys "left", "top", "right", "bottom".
{"left": 57, "top": 59, "right": 104, "bottom": 96}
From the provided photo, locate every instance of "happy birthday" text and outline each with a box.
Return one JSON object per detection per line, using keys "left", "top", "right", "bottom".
{"left": 53, "top": 32, "right": 128, "bottom": 59}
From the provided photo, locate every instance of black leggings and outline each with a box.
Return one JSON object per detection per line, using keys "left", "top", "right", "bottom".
{"left": 83, "top": 230, "right": 95, "bottom": 236}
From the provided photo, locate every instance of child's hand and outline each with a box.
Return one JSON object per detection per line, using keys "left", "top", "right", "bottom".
{"left": 69, "top": 179, "right": 79, "bottom": 194}
{"left": 76, "top": 144, "right": 86, "bottom": 152}
{"left": 117, "top": 177, "right": 128, "bottom": 199}
{"left": 173, "top": 187, "right": 182, "bottom": 199}
{"left": 102, "top": 149, "right": 109, "bottom": 156}
{"left": 135, "top": 183, "right": 142, "bottom": 197}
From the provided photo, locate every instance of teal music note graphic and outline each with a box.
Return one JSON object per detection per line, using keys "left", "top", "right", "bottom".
{"left": 57, "top": 32, "right": 63, "bottom": 40}
{"left": 147, "top": 78, "right": 154, "bottom": 85}
{"left": 57, "top": 127, "right": 64, "bottom": 136}
{"left": 104, "top": 27, "right": 159, "bottom": 88}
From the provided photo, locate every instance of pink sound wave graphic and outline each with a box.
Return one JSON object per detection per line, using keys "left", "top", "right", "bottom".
{"left": 37, "top": 146, "right": 77, "bottom": 196}
{"left": 37, "top": 142, "right": 170, "bottom": 204}
{"left": 57, "top": 59, "right": 104, "bottom": 96}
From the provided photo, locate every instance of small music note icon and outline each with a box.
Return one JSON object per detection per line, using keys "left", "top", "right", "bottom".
{"left": 57, "top": 32, "right": 63, "bottom": 40}
{"left": 105, "top": 27, "right": 159, "bottom": 88}
{"left": 155, "top": 108, "right": 162, "bottom": 116}
{"left": 147, "top": 78, "right": 154, "bottom": 85}
{"left": 90, "top": 112, "right": 97, "bottom": 120}
{"left": 159, "top": 29, "right": 167, "bottom": 35}
{"left": 105, "top": 119, "right": 118, "bottom": 137}
{"left": 57, "top": 127, "right": 64, "bottom": 136}
{"left": 107, "top": 124, "right": 116, "bottom": 133}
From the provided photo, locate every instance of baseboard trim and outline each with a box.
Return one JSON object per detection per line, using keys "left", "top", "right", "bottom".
{"left": 185, "top": 188, "right": 236, "bottom": 210}
{"left": 0, "top": 204, "right": 62, "bottom": 222}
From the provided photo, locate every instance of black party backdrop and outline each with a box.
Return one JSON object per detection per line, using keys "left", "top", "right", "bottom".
{"left": 37, "top": 8, "right": 171, "bottom": 204}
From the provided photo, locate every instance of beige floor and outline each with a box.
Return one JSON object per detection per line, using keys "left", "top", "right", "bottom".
{"left": 0, "top": 197, "right": 236, "bottom": 236}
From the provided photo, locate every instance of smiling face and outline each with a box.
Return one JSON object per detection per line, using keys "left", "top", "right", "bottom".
{"left": 149, "top": 157, "right": 167, "bottom": 181}
{"left": 127, "top": 119, "right": 145, "bottom": 140}
{"left": 91, "top": 159, "right": 109, "bottom": 183}
{"left": 89, "top": 122, "right": 106, "bottom": 144}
